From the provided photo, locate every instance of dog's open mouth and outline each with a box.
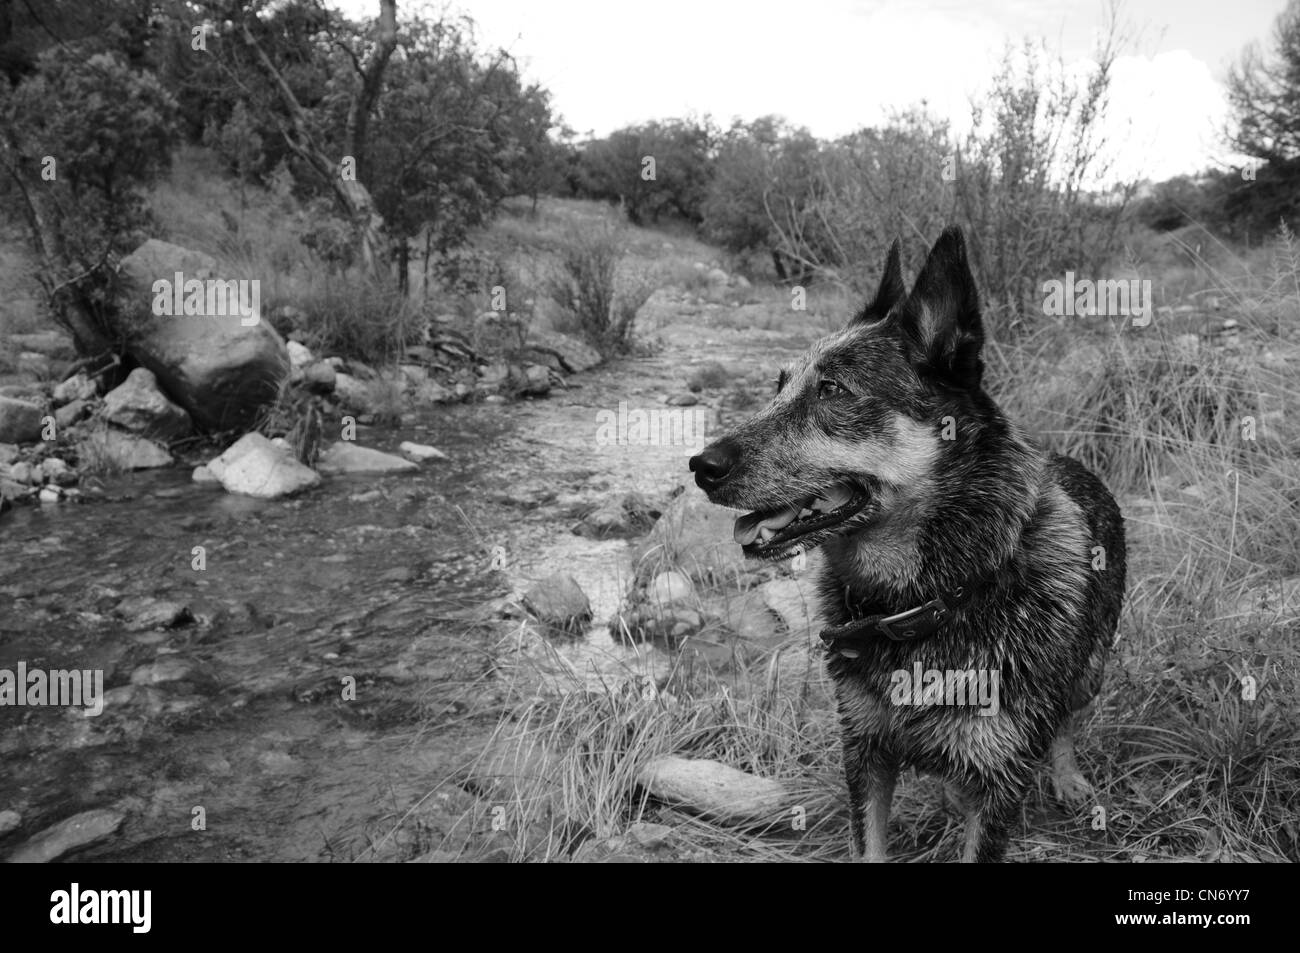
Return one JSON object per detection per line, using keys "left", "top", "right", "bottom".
{"left": 732, "top": 482, "right": 873, "bottom": 559}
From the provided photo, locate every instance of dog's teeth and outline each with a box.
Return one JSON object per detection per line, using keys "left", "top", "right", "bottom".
{"left": 799, "top": 508, "right": 814, "bottom": 519}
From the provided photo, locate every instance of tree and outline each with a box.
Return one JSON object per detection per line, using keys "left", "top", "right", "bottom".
{"left": 1227, "top": 0, "right": 1300, "bottom": 163}
{"left": 0, "top": 47, "right": 178, "bottom": 355}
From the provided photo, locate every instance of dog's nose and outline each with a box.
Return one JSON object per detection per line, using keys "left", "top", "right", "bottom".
{"left": 689, "top": 441, "right": 738, "bottom": 491}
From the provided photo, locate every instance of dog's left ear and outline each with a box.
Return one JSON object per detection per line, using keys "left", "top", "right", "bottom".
{"left": 851, "top": 239, "right": 905, "bottom": 325}
{"left": 893, "top": 226, "right": 984, "bottom": 389}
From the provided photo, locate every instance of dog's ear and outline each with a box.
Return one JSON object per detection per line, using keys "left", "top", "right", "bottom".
{"left": 893, "top": 227, "right": 984, "bottom": 389}
{"left": 851, "top": 239, "right": 905, "bottom": 325}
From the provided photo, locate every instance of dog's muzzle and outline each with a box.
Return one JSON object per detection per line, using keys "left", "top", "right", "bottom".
{"left": 689, "top": 440, "right": 740, "bottom": 492}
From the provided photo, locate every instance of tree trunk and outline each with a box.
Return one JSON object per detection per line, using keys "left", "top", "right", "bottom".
{"left": 238, "top": 1, "right": 397, "bottom": 277}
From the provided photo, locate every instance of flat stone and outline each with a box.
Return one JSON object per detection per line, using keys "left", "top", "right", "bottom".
{"left": 317, "top": 442, "right": 418, "bottom": 475}
{"left": 5, "top": 807, "right": 125, "bottom": 863}
{"left": 398, "top": 441, "right": 447, "bottom": 462}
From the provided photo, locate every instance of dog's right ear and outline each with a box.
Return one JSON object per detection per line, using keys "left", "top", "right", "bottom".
{"left": 893, "top": 226, "right": 984, "bottom": 389}
{"left": 851, "top": 239, "right": 904, "bottom": 325}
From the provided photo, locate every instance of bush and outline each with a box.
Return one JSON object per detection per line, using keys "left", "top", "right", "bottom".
{"left": 285, "top": 278, "right": 420, "bottom": 366}
{"left": 544, "top": 228, "right": 655, "bottom": 356}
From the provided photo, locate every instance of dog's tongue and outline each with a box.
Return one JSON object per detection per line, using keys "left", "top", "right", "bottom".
{"left": 734, "top": 505, "right": 801, "bottom": 546}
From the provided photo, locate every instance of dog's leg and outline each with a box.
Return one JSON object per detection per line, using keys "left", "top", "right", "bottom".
{"left": 844, "top": 741, "right": 896, "bottom": 862}
{"left": 1049, "top": 721, "right": 1094, "bottom": 805}
{"left": 861, "top": 761, "right": 896, "bottom": 863}
{"left": 960, "top": 780, "right": 1026, "bottom": 863}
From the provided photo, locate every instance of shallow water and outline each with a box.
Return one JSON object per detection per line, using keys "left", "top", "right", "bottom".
{"left": 0, "top": 311, "right": 808, "bottom": 861}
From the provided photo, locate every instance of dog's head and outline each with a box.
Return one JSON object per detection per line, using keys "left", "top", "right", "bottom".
{"left": 689, "top": 226, "right": 987, "bottom": 560}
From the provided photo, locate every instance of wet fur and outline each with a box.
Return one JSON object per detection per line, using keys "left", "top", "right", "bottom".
{"left": 691, "top": 229, "right": 1126, "bottom": 862}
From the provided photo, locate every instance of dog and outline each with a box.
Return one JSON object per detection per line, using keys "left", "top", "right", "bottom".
{"left": 688, "top": 227, "right": 1126, "bottom": 862}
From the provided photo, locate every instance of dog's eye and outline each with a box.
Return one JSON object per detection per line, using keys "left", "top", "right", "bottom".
{"left": 818, "top": 379, "right": 848, "bottom": 399}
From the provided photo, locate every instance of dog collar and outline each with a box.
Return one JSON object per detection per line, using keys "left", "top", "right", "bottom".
{"left": 819, "top": 575, "right": 981, "bottom": 658}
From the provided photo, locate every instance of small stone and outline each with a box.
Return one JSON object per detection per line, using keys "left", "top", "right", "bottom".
{"left": 398, "top": 441, "right": 448, "bottom": 462}
{"left": 53, "top": 373, "right": 97, "bottom": 405}
{"left": 646, "top": 571, "right": 693, "bottom": 607}
{"left": 38, "top": 486, "right": 60, "bottom": 504}
{"left": 130, "top": 657, "right": 196, "bottom": 685}
{"left": 666, "top": 393, "right": 698, "bottom": 407}
{"left": 54, "top": 399, "right": 89, "bottom": 429}
{"left": 627, "top": 822, "right": 672, "bottom": 850}
{"left": 286, "top": 340, "right": 314, "bottom": 368}
{"left": 0, "top": 809, "right": 20, "bottom": 837}
{"left": 192, "top": 464, "right": 219, "bottom": 483}
{"left": 521, "top": 574, "right": 592, "bottom": 632}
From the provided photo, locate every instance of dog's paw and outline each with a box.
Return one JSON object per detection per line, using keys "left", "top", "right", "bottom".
{"left": 1050, "top": 769, "right": 1094, "bottom": 805}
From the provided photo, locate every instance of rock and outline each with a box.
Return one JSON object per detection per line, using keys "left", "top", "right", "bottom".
{"left": 0, "top": 809, "right": 20, "bottom": 837}
{"left": 102, "top": 367, "right": 192, "bottom": 441}
{"left": 192, "top": 464, "right": 219, "bottom": 483}
{"left": 302, "top": 362, "right": 336, "bottom": 395}
{"left": 332, "top": 372, "right": 374, "bottom": 414}
{"left": 734, "top": 275, "right": 752, "bottom": 289}
{"left": 646, "top": 571, "right": 693, "bottom": 608}
{"left": 115, "top": 239, "right": 289, "bottom": 431}
{"left": 316, "top": 442, "right": 418, "bottom": 475}
{"left": 572, "top": 491, "right": 663, "bottom": 540}
{"left": 8, "top": 330, "right": 74, "bottom": 359}
{"left": 705, "top": 268, "right": 729, "bottom": 286}
{"left": 521, "top": 574, "right": 592, "bottom": 632}
{"left": 518, "top": 364, "right": 551, "bottom": 397}
{"left": 626, "top": 822, "right": 672, "bottom": 850}
{"left": 666, "top": 393, "right": 698, "bottom": 407}
{"left": 39, "top": 452, "right": 73, "bottom": 483}
{"left": 0, "top": 444, "right": 17, "bottom": 464}
{"left": 116, "top": 596, "right": 195, "bottom": 631}
{"left": 129, "top": 658, "right": 195, "bottom": 684}
{"left": 637, "top": 757, "right": 789, "bottom": 823}
{"left": 286, "top": 340, "right": 314, "bottom": 368}
{"left": 37, "top": 486, "right": 60, "bottom": 504}
{"left": 525, "top": 329, "right": 602, "bottom": 373}
{"left": 8, "top": 461, "right": 32, "bottom": 485}
{"left": 644, "top": 492, "right": 748, "bottom": 583}
{"left": 0, "top": 477, "right": 33, "bottom": 502}
{"left": 52, "top": 373, "right": 97, "bottom": 405}
{"left": 17, "top": 351, "right": 51, "bottom": 378}
{"left": 398, "top": 441, "right": 448, "bottom": 462}
{"left": 0, "top": 396, "right": 44, "bottom": 443}
{"left": 207, "top": 432, "right": 320, "bottom": 498}
{"left": 85, "top": 429, "right": 173, "bottom": 470}
{"left": 413, "top": 380, "right": 453, "bottom": 404}
{"left": 760, "top": 576, "right": 820, "bottom": 638}
{"left": 5, "top": 807, "right": 125, "bottom": 863}
{"left": 54, "top": 399, "right": 89, "bottom": 429}
{"left": 398, "top": 364, "right": 428, "bottom": 386}
{"left": 477, "top": 362, "right": 510, "bottom": 393}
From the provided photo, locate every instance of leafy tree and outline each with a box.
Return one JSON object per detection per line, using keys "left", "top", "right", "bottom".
{"left": 0, "top": 47, "right": 179, "bottom": 354}
{"left": 1227, "top": 0, "right": 1300, "bottom": 163}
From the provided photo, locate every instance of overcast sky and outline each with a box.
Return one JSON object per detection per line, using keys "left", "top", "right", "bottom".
{"left": 332, "top": 0, "right": 1288, "bottom": 184}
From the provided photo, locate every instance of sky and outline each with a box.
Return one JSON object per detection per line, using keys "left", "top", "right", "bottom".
{"left": 330, "top": 0, "right": 1291, "bottom": 184}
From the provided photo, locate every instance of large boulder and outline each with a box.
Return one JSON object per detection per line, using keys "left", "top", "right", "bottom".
{"left": 524, "top": 329, "right": 602, "bottom": 373}
{"left": 102, "top": 367, "right": 191, "bottom": 442}
{"left": 206, "top": 432, "right": 320, "bottom": 499}
{"left": 0, "top": 396, "right": 43, "bottom": 443}
{"left": 116, "top": 240, "right": 289, "bottom": 431}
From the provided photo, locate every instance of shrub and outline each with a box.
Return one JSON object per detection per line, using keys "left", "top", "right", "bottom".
{"left": 544, "top": 227, "right": 655, "bottom": 356}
